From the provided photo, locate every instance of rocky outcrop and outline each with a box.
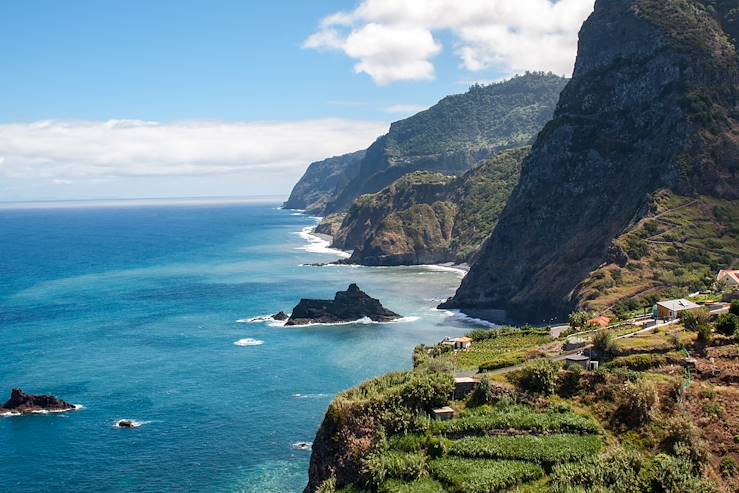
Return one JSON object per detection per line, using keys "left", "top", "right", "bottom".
{"left": 314, "top": 213, "right": 347, "bottom": 238}
{"left": 320, "top": 73, "right": 567, "bottom": 214}
{"left": 443, "top": 0, "right": 739, "bottom": 323}
{"left": 0, "top": 388, "right": 76, "bottom": 414}
{"left": 332, "top": 147, "right": 527, "bottom": 266}
{"left": 285, "top": 284, "right": 401, "bottom": 326}
{"left": 283, "top": 150, "right": 365, "bottom": 215}
{"left": 272, "top": 311, "right": 289, "bottom": 321}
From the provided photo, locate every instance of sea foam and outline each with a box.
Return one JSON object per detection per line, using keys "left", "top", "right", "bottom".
{"left": 295, "top": 226, "right": 350, "bottom": 258}
{"left": 234, "top": 338, "right": 265, "bottom": 347}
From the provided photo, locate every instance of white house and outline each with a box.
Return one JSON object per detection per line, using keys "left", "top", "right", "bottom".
{"left": 717, "top": 270, "right": 739, "bottom": 288}
{"left": 653, "top": 299, "right": 701, "bottom": 321}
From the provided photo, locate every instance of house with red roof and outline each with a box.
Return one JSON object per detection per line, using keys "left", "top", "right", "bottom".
{"left": 717, "top": 270, "right": 739, "bottom": 288}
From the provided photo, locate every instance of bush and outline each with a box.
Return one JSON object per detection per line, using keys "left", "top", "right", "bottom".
{"left": 720, "top": 457, "right": 737, "bottom": 478}
{"left": 715, "top": 313, "right": 739, "bottom": 336}
{"left": 429, "top": 458, "right": 544, "bottom": 493}
{"left": 615, "top": 380, "right": 658, "bottom": 428}
{"left": 449, "top": 434, "right": 603, "bottom": 464}
{"left": 514, "top": 360, "right": 560, "bottom": 395}
{"left": 696, "top": 323, "right": 713, "bottom": 346}
{"left": 680, "top": 309, "right": 710, "bottom": 331}
{"left": 641, "top": 447, "right": 719, "bottom": 493}
{"left": 557, "top": 367, "right": 582, "bottom": 397}
{"left": 659, "top": 416, "right": 710, "bottom": 472}
{"left": 362, "top": 451, "right": 428, "bottom": 486}
{"left": 591, "top": 330, "right": 618, "bottom": 359}
{"left": 730, "top": 300, "right": 739, "bottom": 316}
{"left": 468, "top": 377, "right": 516, "bottom": 406}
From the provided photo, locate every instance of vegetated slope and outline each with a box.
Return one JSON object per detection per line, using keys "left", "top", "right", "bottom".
{"left": 322, "top": 72, "right": 567, "bottom": 214}
{"left": 444, "top": 0, "right": 739, "bottom": 323}
{"left": 283, "top": 150, "right": 365, "bottom": 214}
{"left": 330, "top": 147, "right": 528, "bottom": 266}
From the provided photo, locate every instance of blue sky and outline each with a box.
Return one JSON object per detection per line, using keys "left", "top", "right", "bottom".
{"left": 0, "top": 0, "right": 593, "bottom": 201}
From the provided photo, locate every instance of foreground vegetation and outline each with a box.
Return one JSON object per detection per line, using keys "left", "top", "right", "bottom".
{"left": 312, "top": 304, "right": 739, "bottom": 493}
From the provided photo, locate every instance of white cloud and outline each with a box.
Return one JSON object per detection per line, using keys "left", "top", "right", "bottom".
{"left": 0, "top": 118, "right": 388, "bottom": 184}
{"left": 383, "top": 104, "right": 428, "bottom": 114}
{"left": 304, "top": 0, "right": 594, "bottom": 84}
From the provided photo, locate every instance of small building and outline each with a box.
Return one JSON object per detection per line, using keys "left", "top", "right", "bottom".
{"left": 453, "top": 377, "right": 480, "bottom": 400}
{"left": 440, "top": 336, "right": 473, "bottom": 350}
{"left": 717, "top": 270, "right": 739, "bottom": 288}
{"left": 653, "top": 299, "right": 701, "bottom": 321}
{"left": 431, "top": 406, "right": 456, "bottom": 421}
{"left": 565, "top": 354, "right": 590, "bottom": 369}
{"left": 588, "top": 316, "right": 611, "bottom": 328}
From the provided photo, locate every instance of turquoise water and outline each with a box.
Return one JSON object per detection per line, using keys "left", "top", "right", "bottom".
{"left": 0, "top": 200, "right": 474, "bottom": 492}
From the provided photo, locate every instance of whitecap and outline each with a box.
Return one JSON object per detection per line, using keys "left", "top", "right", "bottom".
{"left": 294, "top": 226, "right": 351, "bottom": 258}
{"left": 443, "top": 309, "right": 499, "bottom": 328}
{"left": 292, "top": 393, "right": 330, "bottom": 400}
{"left": 0, "top": 411, "right": 21, "bottom": 417}
{"left": 234, "top": 338, "right": 265, "bottom": 347}
{"left": 283, "top": 316, "right": 418, "bottom": 328}
{"left": 237, "top": 315, "right": 276, "bottom": 324}
{"left": 114, "top": 419, "right": 150, "bottom": 428}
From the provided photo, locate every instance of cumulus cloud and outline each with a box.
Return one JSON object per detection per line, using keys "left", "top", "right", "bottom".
{"left": 304, "top": 0, "right": 594, "bottom": 84}
{"left": 0, "top": 119, "right": 388, "bottom": 183}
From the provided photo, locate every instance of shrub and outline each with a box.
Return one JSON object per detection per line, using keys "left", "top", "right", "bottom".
{"left": 720, "top": 457, "right": 737, "bottom": 478}
{"left": 696, "top": 323, "right": 713, "bottom": 346}
{"left": 730, "top": 300, "right": 739, "bottom": 316}
{"left": 362, "top": 451, "right": 428, "bottom": 486}
{"left": 429, "top": 458, "right": 544, "bottom": 493}
{"left": 715, "top": 313, "right": 739, "bottom": 336}
{"left": 568, "top": 311, "right": 591, "bottom": 331}
{"left": 557, "top": 367, "right": 582, "bottom": 397}
{"left": 591, "top": 330, "right": 618, "bottom": 359}
{"left": 615, "top": 380, "right": 658, "bottom": 428}
{"left": 449, "top": 434, "right": 603, "bottom": 464}
{"left": 659, "top": 416, "right": 710, "bottom": 472}
{"left": 641, "top": 447, "right": 719, "bottom": 493}
{"left": 514, "top": 360, "right": 560, "bottom": 395}
{"left": 680, "top": 309, "right": 710, "bottom": 331}
{"left": 468, "top": 377, "right": 516, "bottom": 406}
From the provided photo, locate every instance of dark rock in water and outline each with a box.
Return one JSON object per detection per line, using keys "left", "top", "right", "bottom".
{"left": 116, "top": 419, "right": 136, "bottom": 428}
{"left": 272, "top": 311, "right": 289, "bottom": 321}
{"left": 0, "top": 388, "right": 76, "bottom": 414}
{"left": 285, "top": 284, "right": 401, "bottom": 326}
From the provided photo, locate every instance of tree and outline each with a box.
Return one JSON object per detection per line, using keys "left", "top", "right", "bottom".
{"left": 591, "top": 330, "right": 618, "bottom": 359}
{"left": 680, "top": 309, "right": 710, "bottom": 331}
{"left": 616, "top": 380, "right": 658, "bottom": 427}
{"left": 516, "top": 360, "right": 560, "bottom": 395}
{"left": 568, "top": 310, "right": 591, "bottom": 331}
{"left": 715, "top": 313, "right": 739, "bottom": 336}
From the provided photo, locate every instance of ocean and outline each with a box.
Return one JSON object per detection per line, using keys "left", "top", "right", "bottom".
{"left": 0, "top": 199, "right": 478, "bottom": 492}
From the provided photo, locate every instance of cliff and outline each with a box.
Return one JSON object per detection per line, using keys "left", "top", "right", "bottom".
{"left": 444, "top": 0, "right": 739, "bottom": 323}
{"left": 316, "top": 73, "right": 567, "bottom": 214}
{"left": 283, "top": 150, "right": 365, "bottom": 214}
{"left": 331, "top": 147, "right": 528, "bottom": 266}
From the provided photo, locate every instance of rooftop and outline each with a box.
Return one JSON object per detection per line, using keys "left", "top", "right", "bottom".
{"left": 454, "top": 377, "right": 480, "bottom": 384}
{"left": 657, "top": 299, "right": 700, "bottom": 311}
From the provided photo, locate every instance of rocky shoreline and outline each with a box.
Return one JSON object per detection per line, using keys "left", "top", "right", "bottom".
{"left": 0, "top": 388, "right": 78, "bottom": 416}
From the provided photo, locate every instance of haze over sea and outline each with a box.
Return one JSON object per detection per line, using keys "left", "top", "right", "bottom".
{"left": 0, "top": 198, "right": 478, "bottom": 492}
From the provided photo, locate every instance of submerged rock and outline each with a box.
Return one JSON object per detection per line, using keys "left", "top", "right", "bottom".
{"left": 0, "top": 388, "right": 76, "bottom": 415}
{"left": 285, "top": 284, "right": 401, "bottom": 326}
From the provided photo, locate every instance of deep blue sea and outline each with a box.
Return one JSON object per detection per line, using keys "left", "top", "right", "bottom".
{"left": 0, "top": 199, "right": 476, "bottom": 493}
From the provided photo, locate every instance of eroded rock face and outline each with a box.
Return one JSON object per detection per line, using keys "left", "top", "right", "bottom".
{"left": 444, "top": 0, "right": 739, "bottom": 323}
{"left": 285, "top": 284, "right": 400, "bottom": 326}
{"left": 0, "top": 388, "right": 76, "bottom": 414}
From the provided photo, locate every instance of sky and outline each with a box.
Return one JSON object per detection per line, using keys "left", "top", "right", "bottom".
{"left": 0, "top": 0, "right": 594, "bottom": 202}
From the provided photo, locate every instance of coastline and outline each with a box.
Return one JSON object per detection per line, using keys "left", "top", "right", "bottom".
{"left": 296, "top": 214, "right": 471, "bottom": 276}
